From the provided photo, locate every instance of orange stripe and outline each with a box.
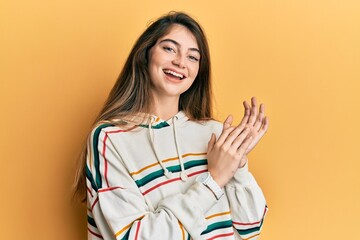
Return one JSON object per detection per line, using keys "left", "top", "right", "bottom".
{"left": 178, "top": 220, "right": 185, "bottom": 240}
{"left": 115, "top": 215, "right": 144, "bottom": 237}
{"left": 244, "top": 233, "right": 260, "bottom": 240}
{"left": 205, "top": 211, "right": 231, "bottom": 220}
{"left": 130, "top": 152, "right": 207, "bottom": 176}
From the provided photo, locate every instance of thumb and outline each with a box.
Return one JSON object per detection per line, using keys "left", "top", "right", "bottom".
{"left": 207, "top": 133, "right": 216, "bottom": 152}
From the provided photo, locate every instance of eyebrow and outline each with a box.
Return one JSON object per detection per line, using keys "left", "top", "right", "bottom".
{"left": 159, "top": 39, "right": 200, "bottom": 54}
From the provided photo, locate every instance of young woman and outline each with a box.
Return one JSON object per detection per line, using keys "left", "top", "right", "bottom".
{"left": 74, "top": 12, "right": 269, "bottom": 240}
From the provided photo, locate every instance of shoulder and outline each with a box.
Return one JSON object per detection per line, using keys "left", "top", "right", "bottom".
{"left": 187, "top": 119, "right": 223, "bottom": 135}
{"left": 89, "top": 122, "right": 139, "bottom": 142}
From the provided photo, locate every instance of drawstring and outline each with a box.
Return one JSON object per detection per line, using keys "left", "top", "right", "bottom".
{"left": 148, "top": 117, "right": 173, "bottom": 178}
{"left": 148, "top": 115, "right": 188, "bottom": 182}
{"left": 172, "top": 117, "right": 188, "bottom": 181}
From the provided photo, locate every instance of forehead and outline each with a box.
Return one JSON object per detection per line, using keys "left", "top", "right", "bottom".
{"left": 158, "top": 24, "right": 199, "bottom": 49}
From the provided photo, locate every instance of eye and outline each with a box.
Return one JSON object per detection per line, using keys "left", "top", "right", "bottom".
{"left": 163, "top": 46, "right": 176, "bottom": 53}
{"left": 188, "top": 55, "right": 200, "bottom": 62}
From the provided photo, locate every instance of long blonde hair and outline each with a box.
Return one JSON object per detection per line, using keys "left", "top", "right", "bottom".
{"left": 73, "top": 11, "right": 213, "bottom": 202}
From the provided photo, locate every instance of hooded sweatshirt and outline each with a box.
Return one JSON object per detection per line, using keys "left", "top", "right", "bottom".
{"left": 86, "top": 111, "right": 268, "bottom": 240}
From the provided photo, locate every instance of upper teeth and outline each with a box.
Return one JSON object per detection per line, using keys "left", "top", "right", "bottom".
{"left": 164, "top": 70, "right": 184, "bottom": 79}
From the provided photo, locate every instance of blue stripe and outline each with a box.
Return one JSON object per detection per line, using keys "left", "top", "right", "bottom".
{"left": 87, "top": 215, "right": 97, "bottom": 228}
{"left": 236, "top": 217, "right": 264, "bottom": 236}
{"left": 86, "top": 165, "right": 98, "bottom": 192}
{"left": 92, "top": 123, "right": 113, "bottom": 189}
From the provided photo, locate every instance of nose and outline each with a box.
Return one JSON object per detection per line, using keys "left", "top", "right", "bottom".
{"left": 172, "top": 53, "right": 186, "bottom": 69}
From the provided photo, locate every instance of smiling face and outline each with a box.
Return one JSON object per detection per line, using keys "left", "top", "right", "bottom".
{"left": 148, "top": 24, "right": 200, "bottom": 102}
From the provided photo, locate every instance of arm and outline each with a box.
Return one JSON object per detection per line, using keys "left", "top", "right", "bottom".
{"left": 207, "top": 97, "right": 269, "bottom": 239}
{"left": 86, "top": 125, "right": 218, "bottom": 240}
{"left": 225, "top": 158, "right": 268, "bottom": 240}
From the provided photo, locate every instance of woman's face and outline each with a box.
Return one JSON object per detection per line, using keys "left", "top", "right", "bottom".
{"left": 148, "top": 24, "right": 200, "bottom": 100}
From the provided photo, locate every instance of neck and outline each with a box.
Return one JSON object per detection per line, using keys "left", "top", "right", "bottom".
{"left": 150, "top": 95, "right": 180, "bottom": 120}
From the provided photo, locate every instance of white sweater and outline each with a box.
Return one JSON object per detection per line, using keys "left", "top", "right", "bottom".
{"left": 86, "top": 111, "right": 267, "bottom": 240}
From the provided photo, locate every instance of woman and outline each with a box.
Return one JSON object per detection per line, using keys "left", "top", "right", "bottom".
{"left": 74, "top": 11, "right": 269, "bottom": 240}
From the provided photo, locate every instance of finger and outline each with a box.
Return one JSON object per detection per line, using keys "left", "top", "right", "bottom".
{"left": 248, "top": 97, "right": 258, "bottom": 126}
{"left": 207, "top": 133, "right": 216, "bottom": 152}
{"left": 230, "top": 127, "right": 251, "bottom": 151}
{"left": 223, "top": 115, "right": 233, "bottom": 131}
{"left": 261, "top": 116, "right": 269, "bottom": 133}
{"left": 239, "top": 101, "right": 251, "bottom": 126}
{"left": 254, "top": 103, "right": 265, "bottom": 131}
{"left": 237, "top": 135, "right": 253, "bottom": 156}
{"left": 217, "top": 126, "right": 236, "bottom": 145}
{"left": 222, "top": 124, "right": 247, "bottom": 149}
{"left": 256, "top": 116, "right": 269, "bottom": 140}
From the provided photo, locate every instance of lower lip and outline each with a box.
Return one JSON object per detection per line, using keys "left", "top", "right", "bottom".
{"left": 163, "top": 72, "right": 184, "bottom": 83}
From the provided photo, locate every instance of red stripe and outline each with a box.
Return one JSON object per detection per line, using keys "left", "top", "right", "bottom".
{"left": 103, "top": 126, "right": 137, "bottom": 188}
{"left": 106, "top": 125, "right": 137, "bottom": 134}
{"left": 232, "top": 207, "right": 267, "bottom": 226}
{"left": 134, "top": 221, "right": 141, "bottom": 240}
{"left": 142, "top": 170, "right": 207, "bottom": 196}
{"left": 91, "top": 197, "right": 99, "bottom": 210}
{"left": 102, "top": 133, "right": 110, "bottom": 188}
{"left": 98, "top": 186, "right": 124, "bottom": 193}
{"left": 188, "top": 169, "right": 207, "bottom": 177}
{"left": 143, "top": 177, "right": 181, "bottom": 195}
{"left": 88, "top": 227, "right": 103, "bottom": 239}
{"left": 207, "top": 232, "right": 234, "bottom": 240}
{"left": 87, "top": 187, "right": 93, "bottom": 197}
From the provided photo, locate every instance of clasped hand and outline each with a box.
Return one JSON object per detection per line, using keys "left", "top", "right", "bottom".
{"left": 207, "top": 97, "right": 269, "bottom": 188}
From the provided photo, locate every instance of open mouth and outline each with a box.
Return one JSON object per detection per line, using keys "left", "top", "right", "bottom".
{"left": 163, "top": 69, "right": 186, "bottom": 80}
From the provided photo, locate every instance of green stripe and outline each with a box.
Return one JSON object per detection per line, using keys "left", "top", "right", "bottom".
{"left": 86, "top": 165, "right": 98, "bottom": 192}
{"left": 201, "top": 220, "right": 233, "bottom": 235}
{"left": 236, "top": 217, "right": 264, "bottom": 236}
{"left": 87, "top": 215, "right": 97, "bottom": 228}
{"left": 135, "top": 159, "right": 207, "bottom": 187}
{"left": 121, "top": 229, "right": 130, "bottom": 240}
{"left": 92, "top": 123, "right": 113, "bottom": 189}
{"left": 139, "top": 121, "right": 170, "bottom": 129}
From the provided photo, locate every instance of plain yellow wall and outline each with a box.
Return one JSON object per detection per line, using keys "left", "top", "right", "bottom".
{"left": 1, "top": 0, "right": 359, "bottom": 239}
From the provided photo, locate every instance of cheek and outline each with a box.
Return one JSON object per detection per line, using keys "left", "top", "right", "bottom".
{"left": 191, "top": 64, "right": 200, "bottom": 79}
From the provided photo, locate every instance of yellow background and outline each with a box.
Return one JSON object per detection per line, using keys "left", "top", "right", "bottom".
{"left": 1, "top": 0, "right": 359, "bottom": 239}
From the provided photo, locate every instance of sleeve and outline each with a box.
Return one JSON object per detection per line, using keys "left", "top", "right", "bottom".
{"left": 86, "top": 126, "right": 219, "bottom": 240}
{"left": 225, "top": 161, "right": 268, "bottom": 240}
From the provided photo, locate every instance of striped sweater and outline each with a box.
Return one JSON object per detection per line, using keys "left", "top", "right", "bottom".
{"left": 86, "top": 111, "right": 268, "bottom": 240}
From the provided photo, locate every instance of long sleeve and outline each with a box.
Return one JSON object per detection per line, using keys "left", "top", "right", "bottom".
{"left": 225, "top": 161, "right": 268, "bottom": 239}
{"left": 86, "top": 126, "right": 219, "bottom": 240}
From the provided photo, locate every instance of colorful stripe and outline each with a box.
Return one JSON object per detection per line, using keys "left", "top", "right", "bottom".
{"left": 243, "top": 233, "right": 260, "bottom": 240}
{"left": 134, "top": 221, "right": 141, "bottom": 240}
{"left": 86, "top": 165, "right": 98, "bottom": 192}
{"left": 201, "top": 220, "right": 233, "bottom": 235}
{"left": 90, "top": 124, "right": 136, "bottom": 191}
{"left": 98, "top": 186, "right": 124, "bottom": 193}
{"left": 206, "top": 211, "right": 231, "bottom": 220}
{"left": 178, "top": 220, "right": 185, "bottom": 240}
{"left": 115, "top": 215, "right": 144, "bottom": 238}
{"left": 139, "top": 121, "right": 170, "bottom": 129}
{"left": 135, "top": 159, "right": 207, "bottom": 187}
{"left": 88, "top": 227, "right": 103, "bottom": 239}
{"left": 102, "top": 133, "right": 110, "bottom": 187}
{"left": 207, "top": 232, "right": 234, "bottom": 240}
{"left": 130, "top": 153, "right": 206, "bottom": 176}
{"left": 92, "top": 123, "right": 113, "bottom": 189}
{"left": 91, "top": 197, "right": 99, "bottom": 211}
{"left": 233, "top": 206, "right": 268, "bottom": 239}
{"left": 235, "top": 218, "right": 264, "bottom": 235}
{"left": 87, "top": 215, "right": 97, "bottom": 228}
